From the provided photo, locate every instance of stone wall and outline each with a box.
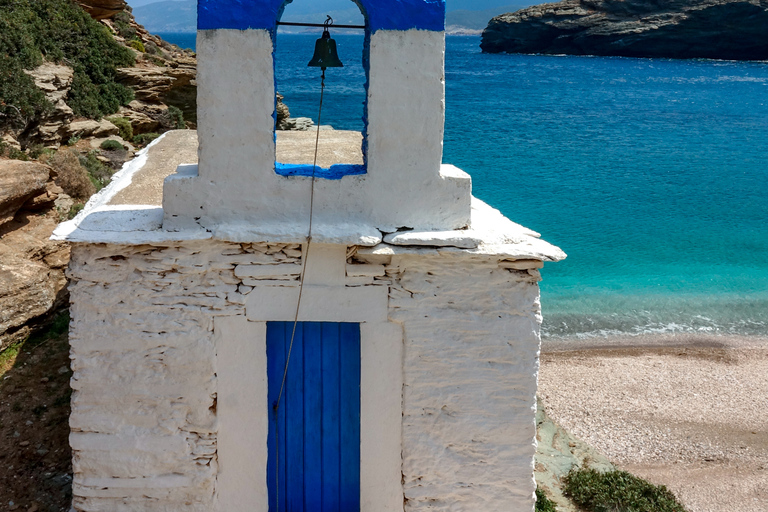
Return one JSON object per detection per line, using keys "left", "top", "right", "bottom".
{"left": 67, "top": 239, "right": 544, "bottom": 511}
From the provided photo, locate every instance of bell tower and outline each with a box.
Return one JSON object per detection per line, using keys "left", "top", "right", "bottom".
{"left": 163, "top": 0, "right": 472, "bottom": 240}
{"left": 56, "top": 1, "right": 566, "bottom": 510}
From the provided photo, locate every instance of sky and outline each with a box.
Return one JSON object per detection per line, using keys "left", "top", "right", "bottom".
{"left": 126, "top": 0, "right": 522, "bottom": 12}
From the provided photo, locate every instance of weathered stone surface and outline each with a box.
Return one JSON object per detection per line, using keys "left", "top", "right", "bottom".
{"left": 77, "top": 0, "right": 127, "bottom": 20}
{"left": 0, "top": 160, "right": 51, "bottom": 227}
{"left": 276, "top": 93, "right": 291, "bottom": 130}
{"left": 481, "top": 0, "right": 768, "bottom": 61}
{"left": 118, "top": 101, "right": 163, "bottom": 134}
{"left": 65, "top": 119, "right": 120, "bottom": 139}
{"left": 22, "top": 182, "right": 62, "bottom": 212}
{"left": 1, "top": 133, "right": 21, "bottom": 150}
{"left": 67, "top": 239, "right": 546, "bottom": 511}
{"left": 279, "top": 117, "right": 315, "bottom": 131}
{"left": 116, "top": 67, "right": 176, "bottom": 102}
{"left": 23, "top": 63, "right": 75, "bottom": 145}
{"left": 116, "top": 58, "right": 197, "bottom": 128}
{"left": 0, "top": 210, "right": 69, "bottom": 351}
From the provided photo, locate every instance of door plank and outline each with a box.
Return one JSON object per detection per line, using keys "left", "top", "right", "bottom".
{"left": 267, "top": 322, "right": 361, "bottom": 512}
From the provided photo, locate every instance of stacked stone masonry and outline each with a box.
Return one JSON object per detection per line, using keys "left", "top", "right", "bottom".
{"left": 68, "top": 240, "right": 544, "bottom": 511}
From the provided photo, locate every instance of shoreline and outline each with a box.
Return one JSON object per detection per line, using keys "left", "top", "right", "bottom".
{"left": 539, "top": 332, "right": 768, "bottom": 512}
{"left": 541, "top": 332, "right": 768, "bottom": 353}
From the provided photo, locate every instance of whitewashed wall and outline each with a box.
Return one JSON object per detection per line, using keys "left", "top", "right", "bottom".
{"left": 163, "top": 29, "right": 472, "bottom": 234}
{"left": 67, "top": 240, "right": 544, "bottom": 512}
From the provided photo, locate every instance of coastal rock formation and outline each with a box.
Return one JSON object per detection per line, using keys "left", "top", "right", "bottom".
{"left": 77, "top": 0, "right": 127, "bottom": 20}
{"left": 0, "top": 160, "right": 68, "bottom": 352}
{"left": 0, "top": 1, "right": 201, "bottom": 354}
{"left": 276, "top": 93, "right": 291, "bottom": 129}
{"left": 1, "top": 6, "right": 198, "bottom": 150}
{"left": 481, "top": 0, "right": 768, "bottom": 61}
{"left": 23, "top": 64, "right": 76, "bottom": 145}
{"left": 64, "top": 119, "right": 120, "bottom": 139}
{"left": 0, "top": 161, "right": 51, "bottom": 227}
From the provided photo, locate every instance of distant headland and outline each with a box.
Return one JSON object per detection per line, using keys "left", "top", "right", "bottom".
{"left": 481, "top": 0, "right": 768, "bottom": 61}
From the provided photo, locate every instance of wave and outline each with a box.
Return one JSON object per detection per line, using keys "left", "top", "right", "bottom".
{"left": 541, "top": 293, "right": 768, "bottom": 340}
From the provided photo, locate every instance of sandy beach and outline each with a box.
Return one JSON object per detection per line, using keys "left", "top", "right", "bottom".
{"left": 539, "top": 333, "right": 768, "bottom": 512}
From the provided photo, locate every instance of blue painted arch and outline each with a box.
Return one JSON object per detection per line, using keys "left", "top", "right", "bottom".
{"left": 198, "top": 0, "right": 445, "bottom": 32}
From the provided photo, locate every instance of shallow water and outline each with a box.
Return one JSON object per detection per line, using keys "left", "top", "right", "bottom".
{"left": 160, "top": 33, "right": 768, "bottom": 340}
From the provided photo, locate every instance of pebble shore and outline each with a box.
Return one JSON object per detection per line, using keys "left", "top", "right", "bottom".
{"left": 539, "top": 333, "right": 768, "bottom": 512}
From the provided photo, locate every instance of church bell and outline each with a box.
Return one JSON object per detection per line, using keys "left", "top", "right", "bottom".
{"left": 308, "top": 21, "right": 344, "bottom": 70}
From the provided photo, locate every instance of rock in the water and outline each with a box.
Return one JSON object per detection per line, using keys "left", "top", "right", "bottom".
{"left": 0, "top": 161, "right": 51, "bottom": 227}
{"left": 481, "top": 0, "right": 768, "bottom": 61}
{"left": 276, "top": 93, "right": 291, "bottom": 130}
{"left": 280, "top": 117, "right": 315, "bottom": 131}
{"left": 77, "top": 0, "right": 127, "bottom": 20}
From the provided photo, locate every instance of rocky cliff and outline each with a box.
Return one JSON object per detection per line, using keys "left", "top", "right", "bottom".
{"left": 0, "top": 0, "right": 197, "bottom": 350}
{"left": 481, "top": 0, "right": 768, "bottom": 60}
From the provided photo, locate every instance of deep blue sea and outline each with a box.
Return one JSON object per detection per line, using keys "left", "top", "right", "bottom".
{"left": 159, "top": 33, "right": 768, "bottom": 340}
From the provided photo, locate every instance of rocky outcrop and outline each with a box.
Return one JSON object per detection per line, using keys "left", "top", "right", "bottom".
{"left": 77, "top": 0, "right": 127, "bottom": 20}
{"left": 1, "top": 7, "right": 198, "bottom": 150}
{"left": 108, "top": 17, "right": 198, "bottom": 127}
{"left": 116, "top": 67, "right": 176, "bottom": 102}
{"left": 276, "top": 93, "right": 291, "bottom": 129}
{"left": 0, "top": 160, "right": 68, "bottom": 352}
{"left": 276, "top": 94, "right": 317, "bottom": 132}
{"left": 0, "top": 2, "right": 199, "bottom": 354}
{"left": 481, "top": 0, "right": 768, "bottom": 61}
{"left": 23, "top": 64, "right": 75, "bottom": 145}
{"left": 65, "top": 119, "right": 120, "bottom": 139}
{"left": 0, "top": 161, "right": 51, "bottom": 227}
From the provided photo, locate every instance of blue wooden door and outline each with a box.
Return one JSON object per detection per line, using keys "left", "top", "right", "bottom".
{"left": 267, "top": 322, "right": 361, "bottom": 512}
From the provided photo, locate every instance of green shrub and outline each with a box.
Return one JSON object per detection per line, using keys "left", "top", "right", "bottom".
{"left": 0, "top": 54, "right": 52, "bottom": 130}
{"left": 106, "top": 116, "right": 133, "bottom": 140}
{"left": 0, "top": 0, "right": 135, "bottom": 129}
{"left": 113, "top": 11, "right": 137, "bottom": 40}
{"left": 27, "top": 143, "right": 53, "bottom": 159}
{"left": 128, "top": 39, "right": 145, "bottom": 53}
{"left": 162, "top": 105, "right": 185, "bottom": 129}
{"left": 563, "top": 468, "right": 688, "bottom": 512}
{"left": 0, "top": 141, "right": 30, "bottom": 161}
{"left": 133, "top": 132, "right": 160, "bottom": 146}
{"left": 67, "top": 202, "right": 85, "bottom": 219}
{"left": 79, "top": 151, "right": 114, "bottom": 190}
{"left": 100, "top": 139, "right": 124, "bottom": 151}
{"left": 536, "top": 487, "right": 558, "bottom": 512}
{"left": 149, "top": 55, "right": 167, "bottom": 67}
{"left": 144, "top": 40, "right": 162, "bottom": 56}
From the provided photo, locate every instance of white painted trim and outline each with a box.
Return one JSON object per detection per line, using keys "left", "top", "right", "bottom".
{"left": 52, "top": 132, "right": 170, "bottom": 241}
{"left": 217, "top": 245, "right": 404, "bottom": 511}
{"left": 245, "top": 285, "right": 389, "bottom": 324}
{"left": 360, "top": 322, "right": 404, "bottom": 512}
{"left": 214, "top": 317, "right": 269, "bottom": 512}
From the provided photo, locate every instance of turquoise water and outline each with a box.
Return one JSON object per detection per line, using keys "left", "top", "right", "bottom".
{"left": 160, "top": 33, "right": 768, "bottom": 339}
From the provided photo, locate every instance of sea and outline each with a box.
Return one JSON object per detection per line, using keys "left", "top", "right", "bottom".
{"left": 159, "top": 32, "right": 768, "bottom": 341}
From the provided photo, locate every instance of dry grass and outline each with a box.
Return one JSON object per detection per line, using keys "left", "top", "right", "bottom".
{"left": 48, "top": 150, "right": 96, "bottom": 200}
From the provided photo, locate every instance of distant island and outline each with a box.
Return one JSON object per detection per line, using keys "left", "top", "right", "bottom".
{"left": 132, "top": 0, "right": 533, "bottom": 35}
{"left": 481, "top": 0, "right": 768, "bottom": 61}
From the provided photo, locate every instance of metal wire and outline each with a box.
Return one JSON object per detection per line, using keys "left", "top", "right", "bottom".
{"left": 273, "top": 67, "right": 326, "bottom": 512}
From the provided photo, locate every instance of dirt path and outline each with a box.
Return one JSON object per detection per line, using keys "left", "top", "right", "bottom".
{"left": 539, "top": 334, "right": 768, "bottom": 512}
{"left": 108, "top": 129, "right": 364, "bottom": 206}
{"left": 0, "top": 313, "right": 72, "bottom": 512}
